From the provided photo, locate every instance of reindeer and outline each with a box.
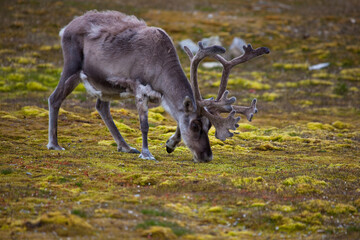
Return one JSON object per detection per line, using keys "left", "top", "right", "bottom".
{"left": 47, "top": 10, "right": 269, "bottom": 162}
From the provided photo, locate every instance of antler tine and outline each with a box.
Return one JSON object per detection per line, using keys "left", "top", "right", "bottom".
{"left": 229, "top": 44, "right": 270, "bottom": 66}
{"left": 183, "top": 46, "right": 194, "bottom": 60}
{"left": 204, "top": 95, "right": 258, "bottom": 122}
{"left": 232, "top": 98, "right": 258, "bottom": 122}
{"left": 200, "top": 90, "right": 235, "bottom": 113}
{"left": 202, "top": 109, "right": 240, "bottom": 141}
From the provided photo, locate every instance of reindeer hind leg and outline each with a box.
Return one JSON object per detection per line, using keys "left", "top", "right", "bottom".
{"left": 47, "top": 35, "right": 82, "bottom": 150}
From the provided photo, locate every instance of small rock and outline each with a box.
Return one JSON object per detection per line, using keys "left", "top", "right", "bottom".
{"left": 229, "top": 37, "right": 247, "bottom": 57}
{"left": 308, "top": 62, "right": 330, "bottom": 71}
{"left": 201, "top": 36, "right": 222, "bottom": 47}
{"left": 202, "top": 62, "right": 223, "bottom": 69}
{"left": 179, "top": 39, "right": 198, "bottom": 54}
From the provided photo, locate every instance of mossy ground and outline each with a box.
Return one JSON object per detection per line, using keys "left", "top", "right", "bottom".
{"left": 1, "top": 0, "right": 359, "bottom": 239}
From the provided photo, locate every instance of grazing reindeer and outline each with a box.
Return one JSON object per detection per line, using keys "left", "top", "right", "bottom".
{"left": 47, "top": 10, "right": 269, "bottom": 162}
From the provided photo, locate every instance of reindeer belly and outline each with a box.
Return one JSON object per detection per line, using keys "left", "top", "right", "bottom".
{"left": 80, "top": 71, "right": 134, "bottom": 101}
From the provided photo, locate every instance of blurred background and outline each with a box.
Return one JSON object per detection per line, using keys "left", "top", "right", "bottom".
{"left": 0, "top": 0, "right": 359, "bottom": 115}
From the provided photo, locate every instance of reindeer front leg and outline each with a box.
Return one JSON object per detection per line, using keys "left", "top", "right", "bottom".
{"left": 96, "top": 99, "right": 140, "bottom": 154}
{"left": 135, "top": 85, "right": 156, "bottom": 160}
{"left": 166, "top": 126, "right": 181, "bottom": 153}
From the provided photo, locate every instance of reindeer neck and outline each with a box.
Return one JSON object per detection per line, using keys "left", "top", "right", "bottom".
{"left": 158, "top": 68, "right": 196, "bottom": 122}
{"left": 147, "top": 28, "right": 196, "bottom": 121}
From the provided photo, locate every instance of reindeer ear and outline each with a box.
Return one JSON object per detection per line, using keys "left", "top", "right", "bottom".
{"left": 183, "top": 96, "right": 194, "bottom": 113}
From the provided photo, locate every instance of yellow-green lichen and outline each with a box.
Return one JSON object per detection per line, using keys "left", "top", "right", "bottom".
{"left": 36, "top": 63, "right": 55, "bottom": 69}
{"left": 225, "top": 230, "right": 255, "bottom": 238}
{"left": 212, "top": 77, "right": 270, "bottom": 90}
{"left": 282, "top": 176, "right": 326, "bottom": 186}
{"left": 298, "top": 79, "right": 333, "bottom": 86}
{"left": 141, "top": 226, "right": 177, "bottom": 240}
{"left": 250, "top": 202, "right": 266, "bottom": 208}
{"left": 114, "top": 120, "right": 136, "bottom": 133}
{"left": 94, "top": 208, "right": 125, "bottom": 218}
{"left": 8, "top": 56, "right": 36, "bottom": 65}
{"left": 332, "top": 120, "right": 352, "bottom": 130}
{"left": 24, "top": 211, "right": 93, "bottom": 236}
{"left": 148, "top": 111, "right": 165, "bottom": 122}
{"left": 232, "top": 176, "right": 265, "bottom": 190}
{"left": 98, "top": 140, "right": 116, "bottom": 146}
{"left": 7, "top": 73, "right": 25, "bottom": 82}
{"left": 327, "top": 203, "right": 357, "bottom": 215}
{"left": 340, "top": 68, "right": 360, "bottom": 81}
{"left": 346, "top": 45, "right": 360, "bottom": 53}
{"left": 311, "top": 72, "right": 336, "bottom": 79}
{"left": 282, "top": 176, "right": 327, "bottom": 194}
{"left": 1, "top": 114, "right": 18, "bottom": 120}
{"left": 165, "top": 203, "right": 195, "bottom": 217}
{"left": 149, "top": 106, "right": 165, "bottom": 114}
{"left": 26, "top": 81, "right": 48, "bottom": 91}
{"left": 294, "top": 211, "right": 323, "bottom": 225}
{"left": 262, "top": 92, "right": 280, "bottom": 101}
{"left": 19, "top": 106, "right": 48, "bottom": 117}
{"left": 354, "top": 198, "right": 360, "bottom": 208}
{"left": 307, "top": 122, "right": 334, "bottom": 131}
{"left": 278, "top": 220, "right": 306, "bottom": 232}
{"left": 237, "top": 123, "right": 257, "bottom": 131}
{"left": 303, "top": 199, "right": 357, "bottom": 215}
{"left": 297, "top": 100, "right": 314, "bottom": 107}
{"left": 133, "top": 174, "right": 162, "bottom": 186}
{"left": 273, "top": 63, "right": 309, "bottom": 70}
{"left": 255, "top": 142, "right": 282, "bottom": 151}
{"left": 207, "top": 206, "right": 223, "bottom": 213}
{"left": 74, "top": 83, "right": 86, "bottom": 92}
{"left": 273, "top": 204, "right": 296, "bottom": 212}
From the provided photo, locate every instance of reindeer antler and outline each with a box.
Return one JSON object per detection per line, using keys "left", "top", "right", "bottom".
{"left": 184, "top": 42, "right": 226, "bottom": 104}
{"left": 212, "top": 44, "right": 270, "bottom": 101}
{"left": 184, "top": 41, "right": 270, "bottom": 141}
{"left": 212, "top": 44, "right": 269, "bottom": 122}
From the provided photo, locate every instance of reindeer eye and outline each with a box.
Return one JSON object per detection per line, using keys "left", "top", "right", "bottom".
{"left": 190, "top": 120, "right": 201, "bottom": 133}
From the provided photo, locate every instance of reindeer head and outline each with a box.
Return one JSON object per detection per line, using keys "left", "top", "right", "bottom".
{"left": 179, "top": 41, "right": 269, "bottom": 162}
{"left": 175, "top": 95, "right": 212, "bottom": 162}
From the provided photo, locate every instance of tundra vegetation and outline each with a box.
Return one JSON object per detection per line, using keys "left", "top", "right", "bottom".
{"left": 0, "top": 0, "right": 359, "bottom": 239}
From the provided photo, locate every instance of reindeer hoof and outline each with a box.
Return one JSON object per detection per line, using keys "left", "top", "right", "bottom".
{"left": 47, "top": 143, "right": 65, "bottom": 150}
{"left": 166, "top": 139, "right": 177, "bottom": 153}
{"left": 166, "top": 145, "right": 175, "bottom": 153}
{"left": 118, "top": 147, "right": 140, "bottom": 154}
{"left": 139, "top": 153, "right": 156, "bottom": 161}
{"left": 128, "top": 148, "right": 141, "bottom": 154}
